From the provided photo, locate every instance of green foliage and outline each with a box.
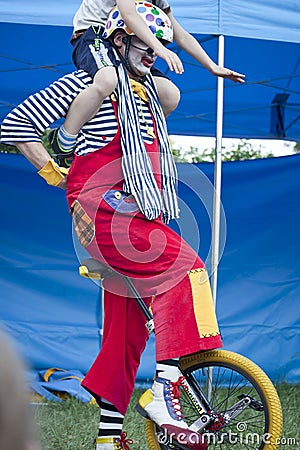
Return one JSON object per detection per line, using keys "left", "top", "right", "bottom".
{"left": 41, "top": 129, "right": 53, "bottom": 154}
{"left": 1, "top": 133, "right": 298, "bottom": 162}
{"left": 221, "top": 140, "right": 274, "bottom": 161}
{"left": 294, "top": 141, "right": 300, "bottom": 153}
{"left": 0, "top": 129, "right": 53, "bottom": 156}
{"left": 171, "top": 139, "right": 274, "bottom": 163}
{"left": 0, "top": 141, "right": 20, "bottom": 154}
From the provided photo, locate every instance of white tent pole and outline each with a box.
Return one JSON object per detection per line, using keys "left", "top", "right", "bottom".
{"left": 207, "top": 34, "right": 225, "bottom": 402}
{"left": 211, "top": 34, "right": 225, "bottom": 306}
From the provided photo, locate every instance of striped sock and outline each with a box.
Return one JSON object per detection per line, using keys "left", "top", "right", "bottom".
{"left": 57, "top": 125, "right": 77, "bottom": 152}
{"left": 98, "top": 398, "right": 124, "bottom": 439}
{"left": 156, "top": 358, "right": 180, "bottom": 382}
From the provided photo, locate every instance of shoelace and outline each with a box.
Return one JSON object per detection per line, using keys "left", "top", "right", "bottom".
{"left": 166, "top": 376, "right": 187, "bottom": 421}
{"left": 115, "top": 432, "right": 134, "bottom": 450}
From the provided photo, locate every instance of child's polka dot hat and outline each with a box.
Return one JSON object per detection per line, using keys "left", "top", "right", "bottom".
{"left": 102, "top": 1, "right": 173, "bottom": 44}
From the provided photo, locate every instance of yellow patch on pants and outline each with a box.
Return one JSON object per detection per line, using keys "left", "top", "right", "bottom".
{"left": 188, "top": 268, "right": 220, "bottom": 338}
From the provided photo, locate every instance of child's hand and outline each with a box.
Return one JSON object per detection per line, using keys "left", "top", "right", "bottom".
{"left": 156, "top": 46, "right": 184, "bottom": 74}
{"left": 213, "top": 66, "right": 245, "bottom": 83}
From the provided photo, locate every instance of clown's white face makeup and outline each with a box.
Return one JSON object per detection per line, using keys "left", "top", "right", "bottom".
{"left": 127, "top": 36, "right": 157, "bottom": 77}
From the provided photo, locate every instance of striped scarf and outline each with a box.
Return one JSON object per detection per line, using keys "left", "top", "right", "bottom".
{"left": 115, "top": 54, "right": 180, "bottom": 223}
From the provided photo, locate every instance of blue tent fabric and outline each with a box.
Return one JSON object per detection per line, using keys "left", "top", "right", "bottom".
{"left": 0, "top": 155, "right": 102, "bottom": 374}
{"left": 1, "top": 0, "right": 299, "bottom": 43}
{"left": 163, "top": 36, "right": 300, "bottom": 139}
{"left": 0, "top": 154, "right": 299, "bottom": 382}
{"left": 0, "top": 1, "right": 299, "bottom": 140}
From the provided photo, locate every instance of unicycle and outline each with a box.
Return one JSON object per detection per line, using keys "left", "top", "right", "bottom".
{"left": 79, "top": 258, "right": 283, "bottom": 450}
{"left": 146, "top": 350, "right": 282, "bottom": 450}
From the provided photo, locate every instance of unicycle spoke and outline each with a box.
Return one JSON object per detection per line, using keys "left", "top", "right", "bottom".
{"left": 182, "top": 367, "right": 267, "bottom": 447}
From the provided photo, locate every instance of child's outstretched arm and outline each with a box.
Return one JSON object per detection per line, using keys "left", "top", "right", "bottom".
{"left": 116, "top": 0, "right": 183, "bottom": 74}
{"left": 168, "top": 11, "right": 245, "bottom": 84}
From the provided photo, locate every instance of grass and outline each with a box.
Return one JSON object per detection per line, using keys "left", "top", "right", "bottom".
{"left": 33, "top": 384, "right": 299, "bottom": 449}
{"left": 275, "top": 384, "right": 300, "bottom": 448}
{"left": 33, "top": 389, "right": 148, "bottom": 450}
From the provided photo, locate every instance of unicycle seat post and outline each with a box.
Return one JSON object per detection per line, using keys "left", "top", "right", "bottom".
{"left": 79, "top": 258, "right": 155, "bottom": 334}
{"left": 122, "top": 276, "right": 155, "bottom": 334}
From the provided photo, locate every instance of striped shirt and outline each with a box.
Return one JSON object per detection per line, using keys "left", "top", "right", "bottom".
{"left": 0, "top": 70, "right": 155, "bottom": 155}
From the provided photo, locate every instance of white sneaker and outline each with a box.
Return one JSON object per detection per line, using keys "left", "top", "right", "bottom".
{"left": 136, "top": 376, "right": 208, "bottom": 450}
{"left": 95, "top": 433, "right": 133, "bottom": 449}
{"left": 136, "top": 376, "right": 187, "bottom": 428}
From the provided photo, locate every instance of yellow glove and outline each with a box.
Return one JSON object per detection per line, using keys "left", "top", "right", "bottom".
{"left": 38, "top": 158, "right": 69, "bottom": 186}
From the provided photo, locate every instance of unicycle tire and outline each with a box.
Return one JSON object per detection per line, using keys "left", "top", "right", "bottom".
{"left": 145, "top": 349, "right": 282, "bottom": 450}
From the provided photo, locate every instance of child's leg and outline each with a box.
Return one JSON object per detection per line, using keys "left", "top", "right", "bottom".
{"left": 153, "top": 76, "right": 180, "bottom": 117}
{"left": 51, "top": 65, "right": 118, "bottom": 156}
{"left": 63, "top": 66, "right": 117, "bottom": 135}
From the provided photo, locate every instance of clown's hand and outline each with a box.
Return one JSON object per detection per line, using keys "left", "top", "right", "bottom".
{"left": 38, "top": 158, "right": 68, "bottom": 189}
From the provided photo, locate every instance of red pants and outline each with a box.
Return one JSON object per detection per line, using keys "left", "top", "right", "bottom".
{"left": 67, "top": 129, "right": 222, "bottom": 414}
{"left": 71, "top": 193, "right": 222, "bottom": 414}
